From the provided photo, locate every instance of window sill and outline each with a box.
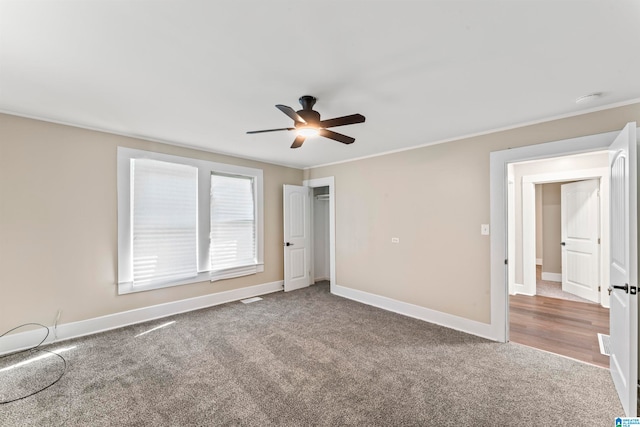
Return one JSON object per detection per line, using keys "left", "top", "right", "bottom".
{"left": 117, "top": 264, "right": 264, "bottom": 295}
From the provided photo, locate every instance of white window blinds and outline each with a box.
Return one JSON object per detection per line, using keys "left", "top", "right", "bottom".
{"left": 210, "top": 173, "right": 257, "bottom": 281}
{"left": 132, "top": 159, "right": 198, "bottom": 287}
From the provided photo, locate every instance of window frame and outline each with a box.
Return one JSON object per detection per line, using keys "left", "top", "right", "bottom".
{"left": 117, "top": 147, "right": 264, "bottom": 295}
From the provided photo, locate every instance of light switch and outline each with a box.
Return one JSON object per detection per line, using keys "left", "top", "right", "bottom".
{"left": 481, "top": 224, "right": 490, "bottom": 235}
{"left": 391, "top": 237, "right": 399, "bottom": 243}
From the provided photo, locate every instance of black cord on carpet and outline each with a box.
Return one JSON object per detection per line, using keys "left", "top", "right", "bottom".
{"left": 0, "top": 323, "right": 67, "bottom": 404}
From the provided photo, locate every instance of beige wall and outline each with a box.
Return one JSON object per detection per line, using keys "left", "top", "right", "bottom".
{"left": 541, "top": 183, "right": 562, "bottom": 275}
{"left": 306, "top": 103, "right": 640, "bottom": 324}
{"left": 0, "top": 114, "right": 303, "bottom": 332}
{"left": 2, "top": 103, "right": 639, "bottom": 332}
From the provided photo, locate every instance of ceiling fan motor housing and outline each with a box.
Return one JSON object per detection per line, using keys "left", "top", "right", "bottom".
{"left": 297, "top": 96, "right": 320, "bottom": 127}
{"left": 296, "top": 110, "right": 320, "bottom": 127}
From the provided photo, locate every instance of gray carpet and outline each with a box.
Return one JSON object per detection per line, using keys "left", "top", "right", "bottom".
{"left": 0, "top": 282, "right": 623, "bottom": 426}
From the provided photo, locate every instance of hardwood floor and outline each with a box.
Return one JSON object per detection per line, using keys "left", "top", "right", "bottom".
{"left": 509, "top": 294, "right": 610, "bottom": 368}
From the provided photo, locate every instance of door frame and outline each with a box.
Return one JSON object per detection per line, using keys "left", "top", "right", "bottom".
{"left": 303, "top": 176, "right": 336, "bottom": 293}
{"left": 490, "top": 129, "right": 621, "bottom": 342}
{"left": 519, "top": 168, "right": 609, "bottom": 306}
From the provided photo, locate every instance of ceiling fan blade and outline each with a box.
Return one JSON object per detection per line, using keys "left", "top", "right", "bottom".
{"left": 276, "top": 104, "right": 306, "bottom": 124}
{"left": 246, "top": 127, "right": 294, "bottom": 134}
{"left": 291, "top": 135, "right": 306, "bottom": 149}
{"left": 318, "top": 129, "right": 355, "bottom": 144}
{"left": 319, "top": 113, "right": 366, "bottom": 128}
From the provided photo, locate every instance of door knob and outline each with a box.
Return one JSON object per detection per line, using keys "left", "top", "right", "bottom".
{"left": 284, "top": 242, "right": 294, "bottom": 247}
{"left": 609, "top": 284, "right": 629, "bottom": 295}
{"left": 561, "top": 242, "right": 566, "bottom": 246}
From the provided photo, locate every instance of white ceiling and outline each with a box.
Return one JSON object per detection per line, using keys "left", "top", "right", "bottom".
{"left": 1, "top": 1, "right": 639, "bottom": 169}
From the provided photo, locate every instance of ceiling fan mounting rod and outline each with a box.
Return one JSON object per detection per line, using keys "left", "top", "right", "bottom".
{"left": 299, "top": 95, "right": 316, "bottom": 111}
{"left": 296, "top": 95, "right": 320, "bottom": 125}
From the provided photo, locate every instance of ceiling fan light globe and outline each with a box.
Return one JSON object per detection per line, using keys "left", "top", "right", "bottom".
{"left": 296, "top": 127, "right": 320, "bottom": 138}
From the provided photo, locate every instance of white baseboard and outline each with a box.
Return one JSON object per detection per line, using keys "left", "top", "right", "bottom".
{"left": 541, "top": 272, "right": 562, "bottom": 282}
{"left": 536, "top": 258, "right": 542, "bottom": 265}
{"left": 314, "top": 276, "right": 330, "bottom": 283}
{"left": 512, "top": 283, "right": 535, "bottom": 296}
{"left": 0, "top": 280, "right": 283, "bottom": 356}
{"left": 332, "top": 284, "right": 496, "bottom": 341}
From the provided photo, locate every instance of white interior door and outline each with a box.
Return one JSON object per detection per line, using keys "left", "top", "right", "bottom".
{"left": 561, "top": 179, "right": 600, "bottom": 302}
{"left": 283, "top": 184, "right": 311, "bottom": 292}
{"left": 608, "top": 122, "right": 638, "bottom": 417}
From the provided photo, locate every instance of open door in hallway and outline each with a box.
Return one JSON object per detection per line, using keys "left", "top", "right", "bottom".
{"left": 608, "top": 122, "right": 638, "bottom": 417}
{"left": 283, "top": 184, "right": 311, "bottom": 292}
{"left": 561, "top": 179, "right": 600, "bottom": 303}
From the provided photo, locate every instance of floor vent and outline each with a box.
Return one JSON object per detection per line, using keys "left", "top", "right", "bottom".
{"left": 241, "top": 297, "right": 263, "bottom": 304}
{"left": 597, "top": 333, "right": 610, "bottom": 356}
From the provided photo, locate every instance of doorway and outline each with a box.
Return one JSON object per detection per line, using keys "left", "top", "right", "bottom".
{"left": 489, "top": 130, "right": 622, "bottom": 343}
{"left": 507, "top": 153, "right": 610, "bottom": 367}
{"left": 284, "top": 177, "right": 335, "bottom": 292}
{"left": 490, "top": 123, "right": 638, "bottom": 416}
{"left": 510, "top": 156, "right": 610, "bottom": 303}
{"left": 305, "top": 177, "right": 335, "bottom": 291}
{"left": 312, "top": 186, "right": 331, "bottom": 285}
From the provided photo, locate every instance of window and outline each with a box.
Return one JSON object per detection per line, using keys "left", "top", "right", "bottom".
{"left": 132, "top": 159, "right": 198, "bottom": 286}
{"left": 209, "top": 173, "right": 257, "bottom": 281}
{"left": 117, "top": 147, "right": 264, "bottom": 294}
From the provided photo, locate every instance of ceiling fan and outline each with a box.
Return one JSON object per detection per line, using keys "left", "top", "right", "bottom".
{"left": 247, "top": 95, "right": 365, "bottom": 148}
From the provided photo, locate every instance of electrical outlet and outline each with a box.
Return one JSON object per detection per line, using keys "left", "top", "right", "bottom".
{"left": 481, "top": 224, "right": 490, "bottom": 235}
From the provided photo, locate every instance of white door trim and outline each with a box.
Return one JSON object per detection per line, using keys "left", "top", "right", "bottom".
{"left": 520, "top": 167, "right": 609, "bottom": 306}
{"left": 507, "top": 165, "right": 516, "bottom": 295}
{"left": 303, "top": 177, "right": 336, "bottom": 294}
{"left": 490, "top": 129, "right": 620, "bottom": 342}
